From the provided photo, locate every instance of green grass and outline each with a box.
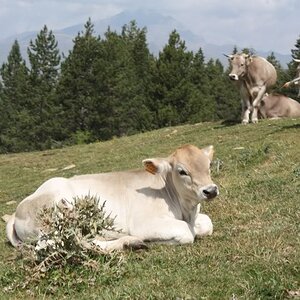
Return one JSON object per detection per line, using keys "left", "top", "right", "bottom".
{"left": 0, "top": 119, "right": 299, "bottom": 299}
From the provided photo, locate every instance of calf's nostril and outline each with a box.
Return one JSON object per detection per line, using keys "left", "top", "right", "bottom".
{"left": 203, "top": 189, "right": 210, "bottom": 195}
{"left": 203, "top": 186, "right": 218, "bottom": 199}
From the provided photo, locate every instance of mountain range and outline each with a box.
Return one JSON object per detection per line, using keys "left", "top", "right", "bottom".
{"left": 0, "top": 9, "right": 292, "bottom": 67}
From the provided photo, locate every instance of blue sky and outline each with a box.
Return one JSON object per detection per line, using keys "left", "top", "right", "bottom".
{"left": 0, "top": 0, "right": 299, "bottom": 54}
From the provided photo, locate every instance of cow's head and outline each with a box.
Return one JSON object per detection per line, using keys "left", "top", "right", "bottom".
{"left": 143, "top": 145, "right": 219, "bottom": 204}
{"left": 283, "top": 59, "right": 300, "bottom": 93}
{"left": 294, "top": 58, "right": 300, "bottom": 79}
{"left": 225, "top": 53, "right": 252, "bottom": 81}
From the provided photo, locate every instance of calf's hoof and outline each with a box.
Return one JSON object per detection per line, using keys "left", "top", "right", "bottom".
{"left": 123, "top": 239, "right": 148, "bottom": 251}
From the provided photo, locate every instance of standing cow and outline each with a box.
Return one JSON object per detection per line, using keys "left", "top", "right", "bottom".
{"left": 283, "top": 58, "right": 300, "bottom": 97}
{"left": 225, "top": 53, "right": 277, "bottom": 124}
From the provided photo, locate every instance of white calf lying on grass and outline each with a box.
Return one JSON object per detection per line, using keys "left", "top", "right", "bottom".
{"left": 5, "top": 144, "right": 219, "bottom": 251}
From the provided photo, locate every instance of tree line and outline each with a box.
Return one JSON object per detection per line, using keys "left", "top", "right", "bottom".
{"left": 0, "top": 19, "right": 299, "bottom": 153}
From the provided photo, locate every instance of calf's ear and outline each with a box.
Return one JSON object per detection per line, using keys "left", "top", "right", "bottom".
{"left": 202, "top": 145, "right": 214, "bottom": 161}
{"left": 142, "top": 158, "right": 171, "bottom": 175}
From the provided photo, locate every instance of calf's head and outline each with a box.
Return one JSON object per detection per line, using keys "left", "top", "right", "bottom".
{"left": 143, "top": 145, "right": 219, "bottom": 204}
{"left": 225, "top": 53, "right": 251, "bottom": 81}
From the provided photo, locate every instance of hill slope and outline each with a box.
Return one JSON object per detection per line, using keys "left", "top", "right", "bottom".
{"left": 0, "top": 119, "right": 299, "bottom": 299}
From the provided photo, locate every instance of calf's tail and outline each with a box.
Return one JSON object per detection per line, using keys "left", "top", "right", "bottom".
{"left": 5, "top": 213, "right": 22, "bottom": 247}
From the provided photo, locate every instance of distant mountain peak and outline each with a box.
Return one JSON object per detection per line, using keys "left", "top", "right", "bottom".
{"left": 110, "top": 8, "right": 180, "bottom": 26}
{"left": 0, "top": 9, "right": 291, "bottom": 67}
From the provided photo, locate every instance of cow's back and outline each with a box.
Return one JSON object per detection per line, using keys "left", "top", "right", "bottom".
{"left": 260, "top": 94, "right": 300, "bottom": 118}
{"left": 248, "top": 57, "right": 277, "bottom": 88}
{"left": 285, "top": 97, "right": 300, "bottom": 117}
{"left": 69, "top": 170, "right": 177, "bottom": 232}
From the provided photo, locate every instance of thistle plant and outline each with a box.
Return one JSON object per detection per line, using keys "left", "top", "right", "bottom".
{"left": 15, "top": 195, "right": 124, "bottom": 288}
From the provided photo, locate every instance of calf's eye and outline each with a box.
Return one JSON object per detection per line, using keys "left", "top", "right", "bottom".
{"left": 178, "top": 168, "right": 188, "bottom": 176}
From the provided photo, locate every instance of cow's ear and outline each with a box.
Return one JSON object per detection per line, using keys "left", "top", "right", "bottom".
{"left": 142, "top": 158, "right": 171, "bottom": 175}
{"left": 245, "top": 54, "right": 253, "bottom": 64}
{"left": 202, "top": 145, "right": 214, "bottom": 161}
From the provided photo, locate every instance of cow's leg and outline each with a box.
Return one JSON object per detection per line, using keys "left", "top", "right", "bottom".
{"left": 251, "top": 86, "right": 266, "bottom": 123}
{"left": 130, "top": 218, "right": 195, "bottom": 245}
{"left": 5, "top": 213, "right": 22, "bottom": 247}
{"left": 241, "top": 98, "right": 252, "bottom": 124}
{"left": 92, "top": 235, "right": 147, "bottom": 252}
{"left": 240, "top": 87, "right": 252, "bottom": 124}
{"left": 194, "top": 213, "right": 213, "bottom": 237}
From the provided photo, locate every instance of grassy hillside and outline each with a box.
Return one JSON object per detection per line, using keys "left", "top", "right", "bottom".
{"left": 0, "top": 119, "right": 299, "bottom": 299}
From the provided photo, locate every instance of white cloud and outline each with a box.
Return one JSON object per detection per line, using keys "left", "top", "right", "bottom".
{"left": 167, "top": 0, "right": 299, "bottom": 53}
{"left": 0, "top": 0, "right": 122, "bottom": 37}
{"left": 0, "top": 0, "right": 299, "bottom": 54}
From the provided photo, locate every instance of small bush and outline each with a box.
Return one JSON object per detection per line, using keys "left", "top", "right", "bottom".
{"left": 70, "top": 130, "right": 93, "bottom": 145}
{"left": 6, "top": 195, "right": 125, "bottom": 292}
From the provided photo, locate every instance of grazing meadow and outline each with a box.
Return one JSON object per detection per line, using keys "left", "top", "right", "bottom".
{"left": 0, "top": 118, "right": 299, "bottom": 299}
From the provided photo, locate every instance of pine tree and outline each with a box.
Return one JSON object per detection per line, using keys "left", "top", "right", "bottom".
{"left": 56, "top": 19, "right": 102, "bottom": 143}
{"left": 241, "top": 48, "right": 256, "bottom": 55}
{"left": 189, "top": 48, "right": 206, "bottom": 87}
{"left": 266, "top": 52, "right": 286, "bottom": 93}
{"left": 286, "top": 35, "right": 300, "bottom": 99}
{"left": 291, "top": 35, "right": 300, "bottom": 60}
{"left": 88, "top": 22, "right": 155, "bottom": 140}
{"left": 186, "top": 48, "right": 215, "bottom": 122}
{"left": 115, "top": 21, "right": 154, "bottom": 135}
{"left": 232, "top": 45, "right": 238, "bottom": 54}
{"left": 27, "top": 25, "right": 61, "bottom": 149}
{"left": 207, "top": 58, "right": 240, "bottom": 121}
{"left": 0, "top": 40, "right": 31, "bottom": 152}
{"left": 152, "top": 30, "right": 194, "bottom": 127}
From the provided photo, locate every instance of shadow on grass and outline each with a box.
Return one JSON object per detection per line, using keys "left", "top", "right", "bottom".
{"left": 280, "top": 123, "right": 300, "bottom": 130}
{"left": 218, "top": 118, "right": 300, "bottom": 129}
{"left": 267, "top": 122, "right": 300, "bottom": 135}
{"left": 214, "top": 119, "right": 240, "bottom": 128}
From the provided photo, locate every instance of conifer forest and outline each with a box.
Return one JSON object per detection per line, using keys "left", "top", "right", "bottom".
{"left": 1, "top": 19, "right": 299, "bottom": 153}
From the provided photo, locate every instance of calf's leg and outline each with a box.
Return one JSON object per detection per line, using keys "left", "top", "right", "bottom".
{"left": 194, "top": 213, "right": 213, "bottom": 237}
{"left": 92, "top": 235, "right": 147, "bottom": 251}
{"left": 130, "top": 218, "right": 195, "bottom": 245}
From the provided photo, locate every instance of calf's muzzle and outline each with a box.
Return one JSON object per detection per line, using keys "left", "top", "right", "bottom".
{"left": 202, "top": 184, "right": 219, "bottom": 200}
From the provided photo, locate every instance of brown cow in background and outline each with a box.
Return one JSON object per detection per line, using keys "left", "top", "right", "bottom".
{"left": 259, "top": 93, "right": 300, "bottom": 119}
{"left": 225, "top": 53, "right": 277, "bottom": 124}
